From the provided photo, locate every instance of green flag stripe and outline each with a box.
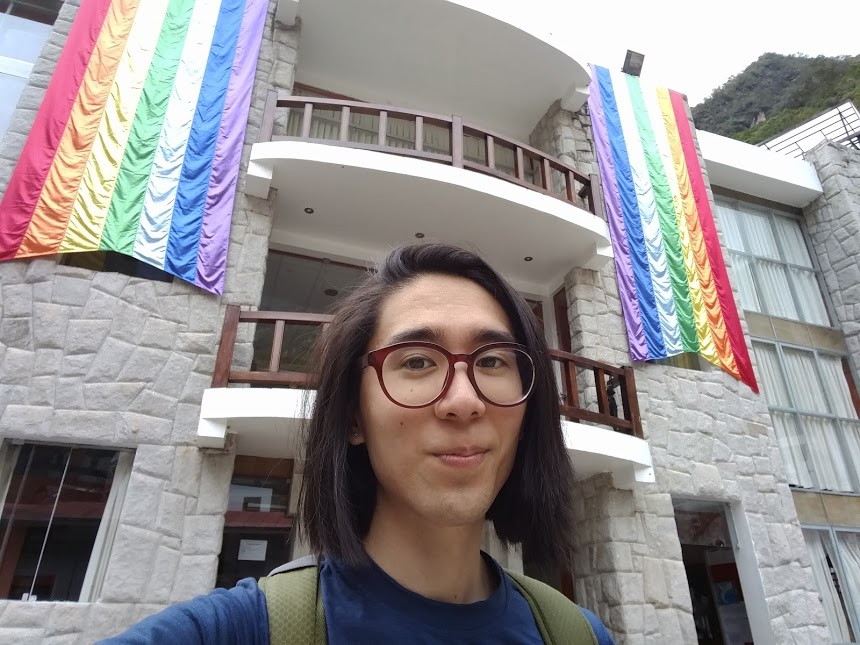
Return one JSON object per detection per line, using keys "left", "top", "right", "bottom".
{"left": 625, "top": 75, "right": 698, "bottom": 353}
{"left": 100, "top": 0, "right": 195, "bottom": 254}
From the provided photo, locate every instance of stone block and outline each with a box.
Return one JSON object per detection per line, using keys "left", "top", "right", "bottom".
{"left": 181, "top": 514, "right": 225, "bottom": 555}
{"left": 2, "top": 283, "right": 33, "bottom": 317}
{"left": 156, "top": 295, "right": 190, "bottom": 325}
{"left": 121, "top": 471, "right": 164, "bottom": 529}
{"left": 140, "top": 317, "right": 179, "bottom": 350}
{"left": 156, "top": 491, "right": 186, "bottom": 538}
{"left": 81, "top": 288, "right": 120, "bottom": 320}
{"left": 171, "top": 402, "right": 203, "bottom": 444}
{"left": 144, "top": 544, "right": 181, "bottom": 603}
{"left": 85, "top": 337, "right": 137, "bottom": 382}
{"left": 170, "top": 554, "right": 218, "bottom": 602}
{"left": 54, "top": 378, "right": 84, "bottom": 410}
{"left": 100, "top": 525, "right": 162, "bottom": 603}
{"left": 116, "top": 412, "right": 173, "bottom": 444}
{"left": 593, "top": 542, "right": 633, "bottom": 573}
{"left": 23, "top": 259, "right": 55, "bottom": 283}
{"left": 642, "top": 557, "right": 669, "bottom": 606}
{"left": 133, "top": 445, "right": 175, "bottom": 480}
{"left": 51, "top": 275, "right": 91, "bottom": 306}
{"left": 45, "top": 601, "right": 91, "bottom": 635}
{"left": 170, "top": 447, "right": 202, "bottom": 497}
{"left": 42, "top": 634, "right": 79, "bottom": 645}
{"left": 1, "top": 347, "right": 34, "bottom": 385}
{"left": 64, "top": 319, "right": 111, "bottom": 355}
{"left": 602, "top": 572, "right": 644, "bottom": 605}
{"left": 32, "top": 302, "right": 70, "bottom": 349}
{"left": 59, "top": 353, "right": 95, "bottom": 378}
{"left": 196, "top": 452, "right": 235, "bottom": 515}
{"left": 117, "top": 347, "right": 170, "bottom": 382}
{"left": 91, "top": 271, "right": 130, "bottom": 296}
{"left": 0, "top": 628, "right": 44, "bottom": 644}
{"left": 0, "top": 601, "right": 53, "bottom": 627}
{"left": 180, "top": 370, "right": 213, "bottom": 404}
{"left": 80, "top": 603, "right": 134, "bottom": 642}
{"left": 176, "top": 332, "right": 216, "bottom": 354}
{"left": 83, "top": 382, "right": 144, "bottom": 411}
{"left": 0, "top": 404, "right": 51, "bottom": 434}
{"left": 51, "top": 410, "right": 118, "bottom": 442}
{"left": 109, "top": 304, "right": 149, "bottom": 344}
{"left": 33, "top": 348, "right": 63, "bottom": 376}
{"left": 128, "top": 389, "right": 178, "bottom": 419}
{"left": 29, "top": 375, "right": 55, "bottom": 406}
{"left": 152, "top": 353, "right": 194, "bottom": 397}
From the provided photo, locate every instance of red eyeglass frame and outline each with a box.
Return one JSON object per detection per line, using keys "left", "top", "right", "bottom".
{"left": 359, "top": 341, "right": 535, "bottom": 409}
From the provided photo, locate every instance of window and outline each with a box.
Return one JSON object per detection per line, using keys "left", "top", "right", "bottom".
{"left": 803, "top": 527, "right": 860, "bottom": 643}
{"left": 0, "top": 442, "right": 132, "bottom": 601}
{"left": 216, "top": 457, "right": 293, "bottom": 589}
{"left": 753, "top": 341, "right": 860, "bottom": 493}
{"left": 0, "top": 1, "right": 64, "bottom": 139}
{"left": 253, "top": 251, "right": 368, "bottom": 373}
{"left": 716, "top": 198, "right": 830, "bottom": 326}
{"left": 60, "top": 251, "right": 174, "bottom": 283}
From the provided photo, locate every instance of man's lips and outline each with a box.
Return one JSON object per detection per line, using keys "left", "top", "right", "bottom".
{"left": 432, "top": 447, "right": 488, "bottom": 467}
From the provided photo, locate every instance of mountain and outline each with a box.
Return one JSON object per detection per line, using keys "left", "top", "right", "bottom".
{"left": 692, "top": 53, "right": 860, "bottom": 145}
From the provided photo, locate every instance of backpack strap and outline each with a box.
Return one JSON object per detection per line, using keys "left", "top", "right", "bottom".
{"left": 505, "top": 570, "right": 598, "bottom": 645}
{"left": 258, "top": 555, "right": 326, "bottom": 645}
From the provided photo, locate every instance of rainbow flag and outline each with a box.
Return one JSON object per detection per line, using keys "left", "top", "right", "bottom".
{"left": 588, "top": 65, "right": 757, "bottom": 392}
{"left": 0, "top": 0, "right": 268, "bottom": 295}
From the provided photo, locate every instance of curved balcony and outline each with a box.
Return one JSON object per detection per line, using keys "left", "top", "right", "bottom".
{"left": 197, "top": 309, "right": 654, "bottom": 488}
{"left": 246, "top": 95, "right": 613, "bottom": 293}
{"left": 278, "top": 0, "right": 591, "bottom": 138}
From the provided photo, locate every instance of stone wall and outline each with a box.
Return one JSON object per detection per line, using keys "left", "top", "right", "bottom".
{"left": 0, "top": 0, "right": 299, "bottom": 640}
{"left": 530, "top": 101, "right": 829, "bottom": 643}
{"left": 803, "top": 142, "right": 860, "bottom": 377}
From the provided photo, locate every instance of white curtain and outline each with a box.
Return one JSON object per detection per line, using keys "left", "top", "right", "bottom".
{"left": 716, "top": 202, "right": 746, "bottom": 251}
{"left": 756, "top": 260, "right": 798, "bottom": 320}
{"left": 819, "top": 355, "right": 858, "bottom": 420}
{"left": 804, "top": 529, "right": 855, "bottom": 643}
{"left": 753, "top": 342, "right": 791, "bottom": 408}
{"left": 790, "top": 267, "right": 831, "bottom": 325}
{"left": 773, "top": 214, "right": 814, "bottom": 267}
{"left": 742, "top": 207, "right": 781, "bottom": 259}
{"left": 798, "top": 415, "right": 854, "bottom": 492}
{"left": 782, "top": 348, "right": 830, "bottom": 414}
{"left": 729, "top": 253, "right": 762, "bottom": 313}
{"left": 836, "top": 531, "right": 860, "bottom": 638}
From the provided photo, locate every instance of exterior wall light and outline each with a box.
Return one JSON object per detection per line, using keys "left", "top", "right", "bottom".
{"left": 622, "top": 50, "right": 645, "bottom": 77}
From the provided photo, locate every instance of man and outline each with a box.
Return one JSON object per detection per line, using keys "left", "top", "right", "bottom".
{"left": 104, "top": 243, "right": 614, "bottom": 644}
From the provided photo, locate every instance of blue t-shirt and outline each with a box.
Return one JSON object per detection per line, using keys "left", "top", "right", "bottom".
{"left": 100, "top": 556, "right": 614, "bottom": 644}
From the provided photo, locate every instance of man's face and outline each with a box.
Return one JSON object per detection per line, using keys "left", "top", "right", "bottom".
{"left": 355, "top": 274, "right": 526, "bottom": 529}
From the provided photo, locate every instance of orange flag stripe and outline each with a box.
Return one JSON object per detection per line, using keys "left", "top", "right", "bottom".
{"left": 16, "top": 0, "right": 141, "bottom": 257}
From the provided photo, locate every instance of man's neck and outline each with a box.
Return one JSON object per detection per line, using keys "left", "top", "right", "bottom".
{"left": 363, "top": 501, "right": 494, "bottom": 605}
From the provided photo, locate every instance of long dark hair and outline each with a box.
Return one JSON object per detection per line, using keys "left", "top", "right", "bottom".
{"left": 298, "top": 243, "right": 575, "bottom": 570}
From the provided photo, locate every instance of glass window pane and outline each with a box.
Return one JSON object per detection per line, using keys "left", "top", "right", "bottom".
{"left": 789, "top": 268, "right": 829, "bottom": 326}
{"left": 741, "top": 206, "right": 780, "bottom": 259}
{"left": 729, "top": 253, "right": 761, "bottom": 312}
{"left": 715, "top": 201, "right": 746, "bottom": 252}
{"left": 803, "top": 529, "right": 856, "bottom": 643}
{"left": 773, "top": 215, "right": 814, "bottom": 267}
{"left": 834, "top": 531, "right": 860, "bottom": 638}
{"left": 0, "top": 445, "right": 119, "bottom": 601}
{"left": 771, "top": 411, "right": 814, "bottom": 488}
{"left": 798, "top": 414, "right": 855, "bottom": 492}
{"left": 0, "top": 13, "right": 53, "bottom": 60}
{"left": 840, "top": 421, "right": 860, "bottom": 487}
{"left": 755, "top": 260, "right": 798, "bottom": 320}
{"left": 818, "top": 354, "right": 858, "bottom": 420}
{"left": 752, "top": 342, "right": 792, "bottom": 408}
{"left": 782, "top": 347, "right": 829, "bottom": 414}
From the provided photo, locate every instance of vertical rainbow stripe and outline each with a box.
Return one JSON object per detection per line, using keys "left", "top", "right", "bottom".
{"left": 0, "top": 0, "right": 268, "bottom": 294}
{"left": 588, "top": 65, "right": 757, "bottom": 392}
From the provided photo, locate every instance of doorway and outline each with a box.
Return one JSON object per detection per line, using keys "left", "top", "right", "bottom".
{"left": 673, "top": 499, "right": 754, "bottom": 645}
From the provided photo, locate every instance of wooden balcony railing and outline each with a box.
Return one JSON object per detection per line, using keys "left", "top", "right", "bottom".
{"left": 258, "top": 91, "right": 604, "bottom": 217}
{"left": 213, "top": 306, "right": 642, "bottom": 438}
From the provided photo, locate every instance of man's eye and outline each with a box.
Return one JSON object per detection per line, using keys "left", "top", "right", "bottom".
{"left": 402, "top": 356, "right": 435, "bottom": 370}
{"left": 476, "top": 355, "right": 506, "bottom": 369}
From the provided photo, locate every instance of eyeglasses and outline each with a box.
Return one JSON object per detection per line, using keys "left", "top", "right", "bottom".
{"left": 360, "top": 341, "right": 535, "bottom": 408}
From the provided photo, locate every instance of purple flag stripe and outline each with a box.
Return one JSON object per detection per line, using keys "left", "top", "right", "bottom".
{"left": 587, "top": 64, "right": 648, "bottom": 360}
{"left": 195, "top": 0, "right": 268, "bottom": 294}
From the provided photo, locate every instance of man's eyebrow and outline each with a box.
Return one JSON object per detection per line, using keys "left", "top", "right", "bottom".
{"left": 385, "top": 327, "right": 517, "bottom": 346}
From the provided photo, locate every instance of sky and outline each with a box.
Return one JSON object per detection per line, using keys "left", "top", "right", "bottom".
{"left": 525, "top": 0, "right": 860, "bottom": 106}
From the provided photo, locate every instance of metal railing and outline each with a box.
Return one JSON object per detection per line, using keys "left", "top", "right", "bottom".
{"left": 213, "top": 306, "right": 642, "bottom": 437}
{"left": 258, "top": 91, "right": 603, "bottom": 216}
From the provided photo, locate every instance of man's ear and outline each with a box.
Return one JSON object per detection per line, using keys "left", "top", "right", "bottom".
{"left": 350, "top": 415, "right": 366, "bottom": 445}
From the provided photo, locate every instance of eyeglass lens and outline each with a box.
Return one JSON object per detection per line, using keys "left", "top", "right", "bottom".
{"left": 380, "top": 346, "right": 534, "bottom": 406}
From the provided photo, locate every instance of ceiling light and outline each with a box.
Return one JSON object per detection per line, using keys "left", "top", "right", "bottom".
{"left": 324, "top": 288, "right": 338, "bottom": 297}
{"left": 415, "top": 233, "right": 425, "bottom": 238}
{"left": 524, "top": 256, "right": 533, "bottom": 262}
{"left": 304, "top": 207, "right": 314, "bottom": 214}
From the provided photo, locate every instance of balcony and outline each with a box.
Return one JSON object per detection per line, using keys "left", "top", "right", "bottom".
{"left": 197, "top": 308, "right": 654, "bottom": 488}
{"left": 246, "top": 95, "right": 613, "bottom": 294}
{"left": 277, "top": 0, "right": 591, "bottom": 139}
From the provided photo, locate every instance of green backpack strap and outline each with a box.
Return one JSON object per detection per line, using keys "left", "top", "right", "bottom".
{"left": 258, "top": 555, "right": 327, "bottom": 645}
{"left": 505, "top": 570, "right": 598, "bottom": 645}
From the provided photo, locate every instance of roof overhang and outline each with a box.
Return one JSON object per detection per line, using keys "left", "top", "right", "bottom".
{"left": 698, "top": 130, "right": 823, "bottom": 208}
{"left": 283, "top": 0, "right": 591, "bottom": 139}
